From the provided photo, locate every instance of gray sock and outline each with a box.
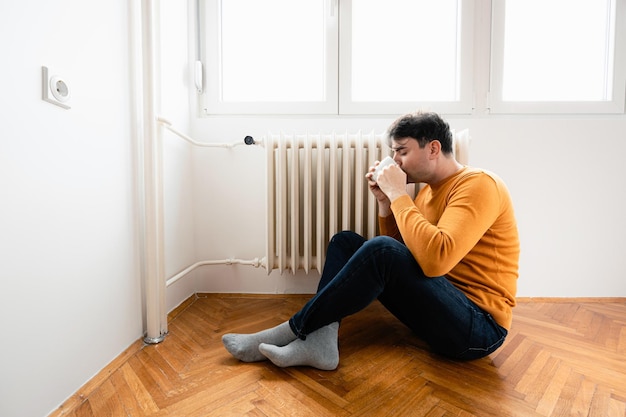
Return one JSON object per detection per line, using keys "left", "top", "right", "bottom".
{"left": 258, "top": 322, "right": 340, "bottom": 370}
{"left": 222, "top": 321, "right": 296, "bottom": 362}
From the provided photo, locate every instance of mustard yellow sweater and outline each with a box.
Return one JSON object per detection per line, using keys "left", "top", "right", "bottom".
{"left": 380, "top": 167, "right": 520, "bottom": 330}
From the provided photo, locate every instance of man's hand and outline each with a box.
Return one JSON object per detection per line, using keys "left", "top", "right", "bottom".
{"left": 366, "top": 163, "right": 388, "bottom": 201}
{"left": 375, "top": 164, "right": 408, "bottom": 203}
{"left": 367, "top": 161, "right": 404, "bottom": 217}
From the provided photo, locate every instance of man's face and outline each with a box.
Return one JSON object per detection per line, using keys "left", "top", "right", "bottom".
{"left": 391, "top": 137, "right": 434, "bottom": 184}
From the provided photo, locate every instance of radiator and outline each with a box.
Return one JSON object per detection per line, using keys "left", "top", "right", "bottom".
{"left": 264, "top": 129, "right": 470, "bottom": 275}
{"left": 263, "top": 132, "right": 383, "bottom": 274}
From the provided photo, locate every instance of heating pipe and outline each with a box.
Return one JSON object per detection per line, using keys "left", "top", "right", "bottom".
{"left": 140, "top": 0, "right": 167, "bottom": 345}
{"left": 157, "top": 119, "right": 267, "bottom": 288}
{"left": 166, "top": 258, "right": 267, "bottom": 288}
{"left": 157, "top": 116, "right": 259, "bottom": 148}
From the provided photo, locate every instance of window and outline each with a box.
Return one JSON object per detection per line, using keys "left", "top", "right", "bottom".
{"left": 201, "top": 0, "right": 625, "bottom": 115}
{"left": 203, "top": 0, "right": 473, "bottom": 115}
{"left": 489, "top": 0, "right": 626, "bottom": 114}
{"left": 203, "top": 0, "right": 337, "bottom": 114}
{"left": 221, "top": 1, "right": 326, "bottom": 102}
{"left": 339, "top": 0, "right": 474, "bottom": 114}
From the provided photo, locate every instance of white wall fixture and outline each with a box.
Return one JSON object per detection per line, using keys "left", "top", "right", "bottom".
{"left": 41, "top": 66, "right": 71, "bottom": 109}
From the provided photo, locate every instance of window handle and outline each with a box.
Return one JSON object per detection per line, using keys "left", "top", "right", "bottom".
{"left": 329, "top": 0, "right": 337, "bottom": 17}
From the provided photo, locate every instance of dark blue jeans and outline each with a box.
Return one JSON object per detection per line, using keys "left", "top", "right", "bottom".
{"left": 289, "top": 231, "right": 508, "bottom": 360}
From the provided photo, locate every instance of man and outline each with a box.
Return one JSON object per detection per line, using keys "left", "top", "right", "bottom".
{"left": 223, "top": 111, "right": 519, "bottom": 370}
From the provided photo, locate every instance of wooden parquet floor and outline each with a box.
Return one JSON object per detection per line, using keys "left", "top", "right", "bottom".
{"left": 51, "top": 294, "right": 626, "bottom": 417}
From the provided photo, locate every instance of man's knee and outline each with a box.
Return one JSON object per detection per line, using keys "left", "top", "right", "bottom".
{"left": 364, "top": 235, "right": 400, "bottom": 250}
{"left": 331, "top": 230, "right": 361, "bottom": 241}
{"left": 329, "top": 230, "right": 366, "bottom": 249}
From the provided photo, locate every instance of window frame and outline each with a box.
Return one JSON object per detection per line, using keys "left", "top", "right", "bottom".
{"left": 488, "top": 0, "right": 626, "bottom": 115}
{"left": 202, "top": 0, "right": 339, "bottom": 115}
{"left": 338, "top": 0, "right": 476, "bottom": 115}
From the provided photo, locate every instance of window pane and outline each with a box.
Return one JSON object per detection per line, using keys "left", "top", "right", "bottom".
{"left": 351, "top": 0, "right": 461, "bottom": 102}
{"left": 220, "top": 0, "right": 326, "bottom": 102}
{"left": 502, "top": 0, "right": 613, "bottom": 101}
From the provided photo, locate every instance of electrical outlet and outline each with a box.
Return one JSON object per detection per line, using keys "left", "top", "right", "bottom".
{"left": 42, "top": 66, "right": 71, "bottom": 109}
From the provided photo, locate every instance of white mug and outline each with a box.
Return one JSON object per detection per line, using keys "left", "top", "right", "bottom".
{"left": 373, "top": 156, "right": 397, "bottom": 182}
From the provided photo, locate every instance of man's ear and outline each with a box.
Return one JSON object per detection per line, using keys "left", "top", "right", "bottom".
{"left": 429, "top": 140, "right": 441, "bottom": 158}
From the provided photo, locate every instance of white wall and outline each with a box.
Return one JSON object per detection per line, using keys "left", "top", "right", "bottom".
{"left": 0, "top": 2, "right": 143, "bottom": 417}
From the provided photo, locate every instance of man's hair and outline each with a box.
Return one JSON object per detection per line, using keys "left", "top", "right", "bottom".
{"left": 386, "top": 111, "right": 453, "bottom": 154}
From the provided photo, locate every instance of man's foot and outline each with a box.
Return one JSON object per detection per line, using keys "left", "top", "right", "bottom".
{"left": 222, "top": 321, "right": 296, "bottom": 362}
{"left": 258, "top": 322, "right": 339, "bottom": 370}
